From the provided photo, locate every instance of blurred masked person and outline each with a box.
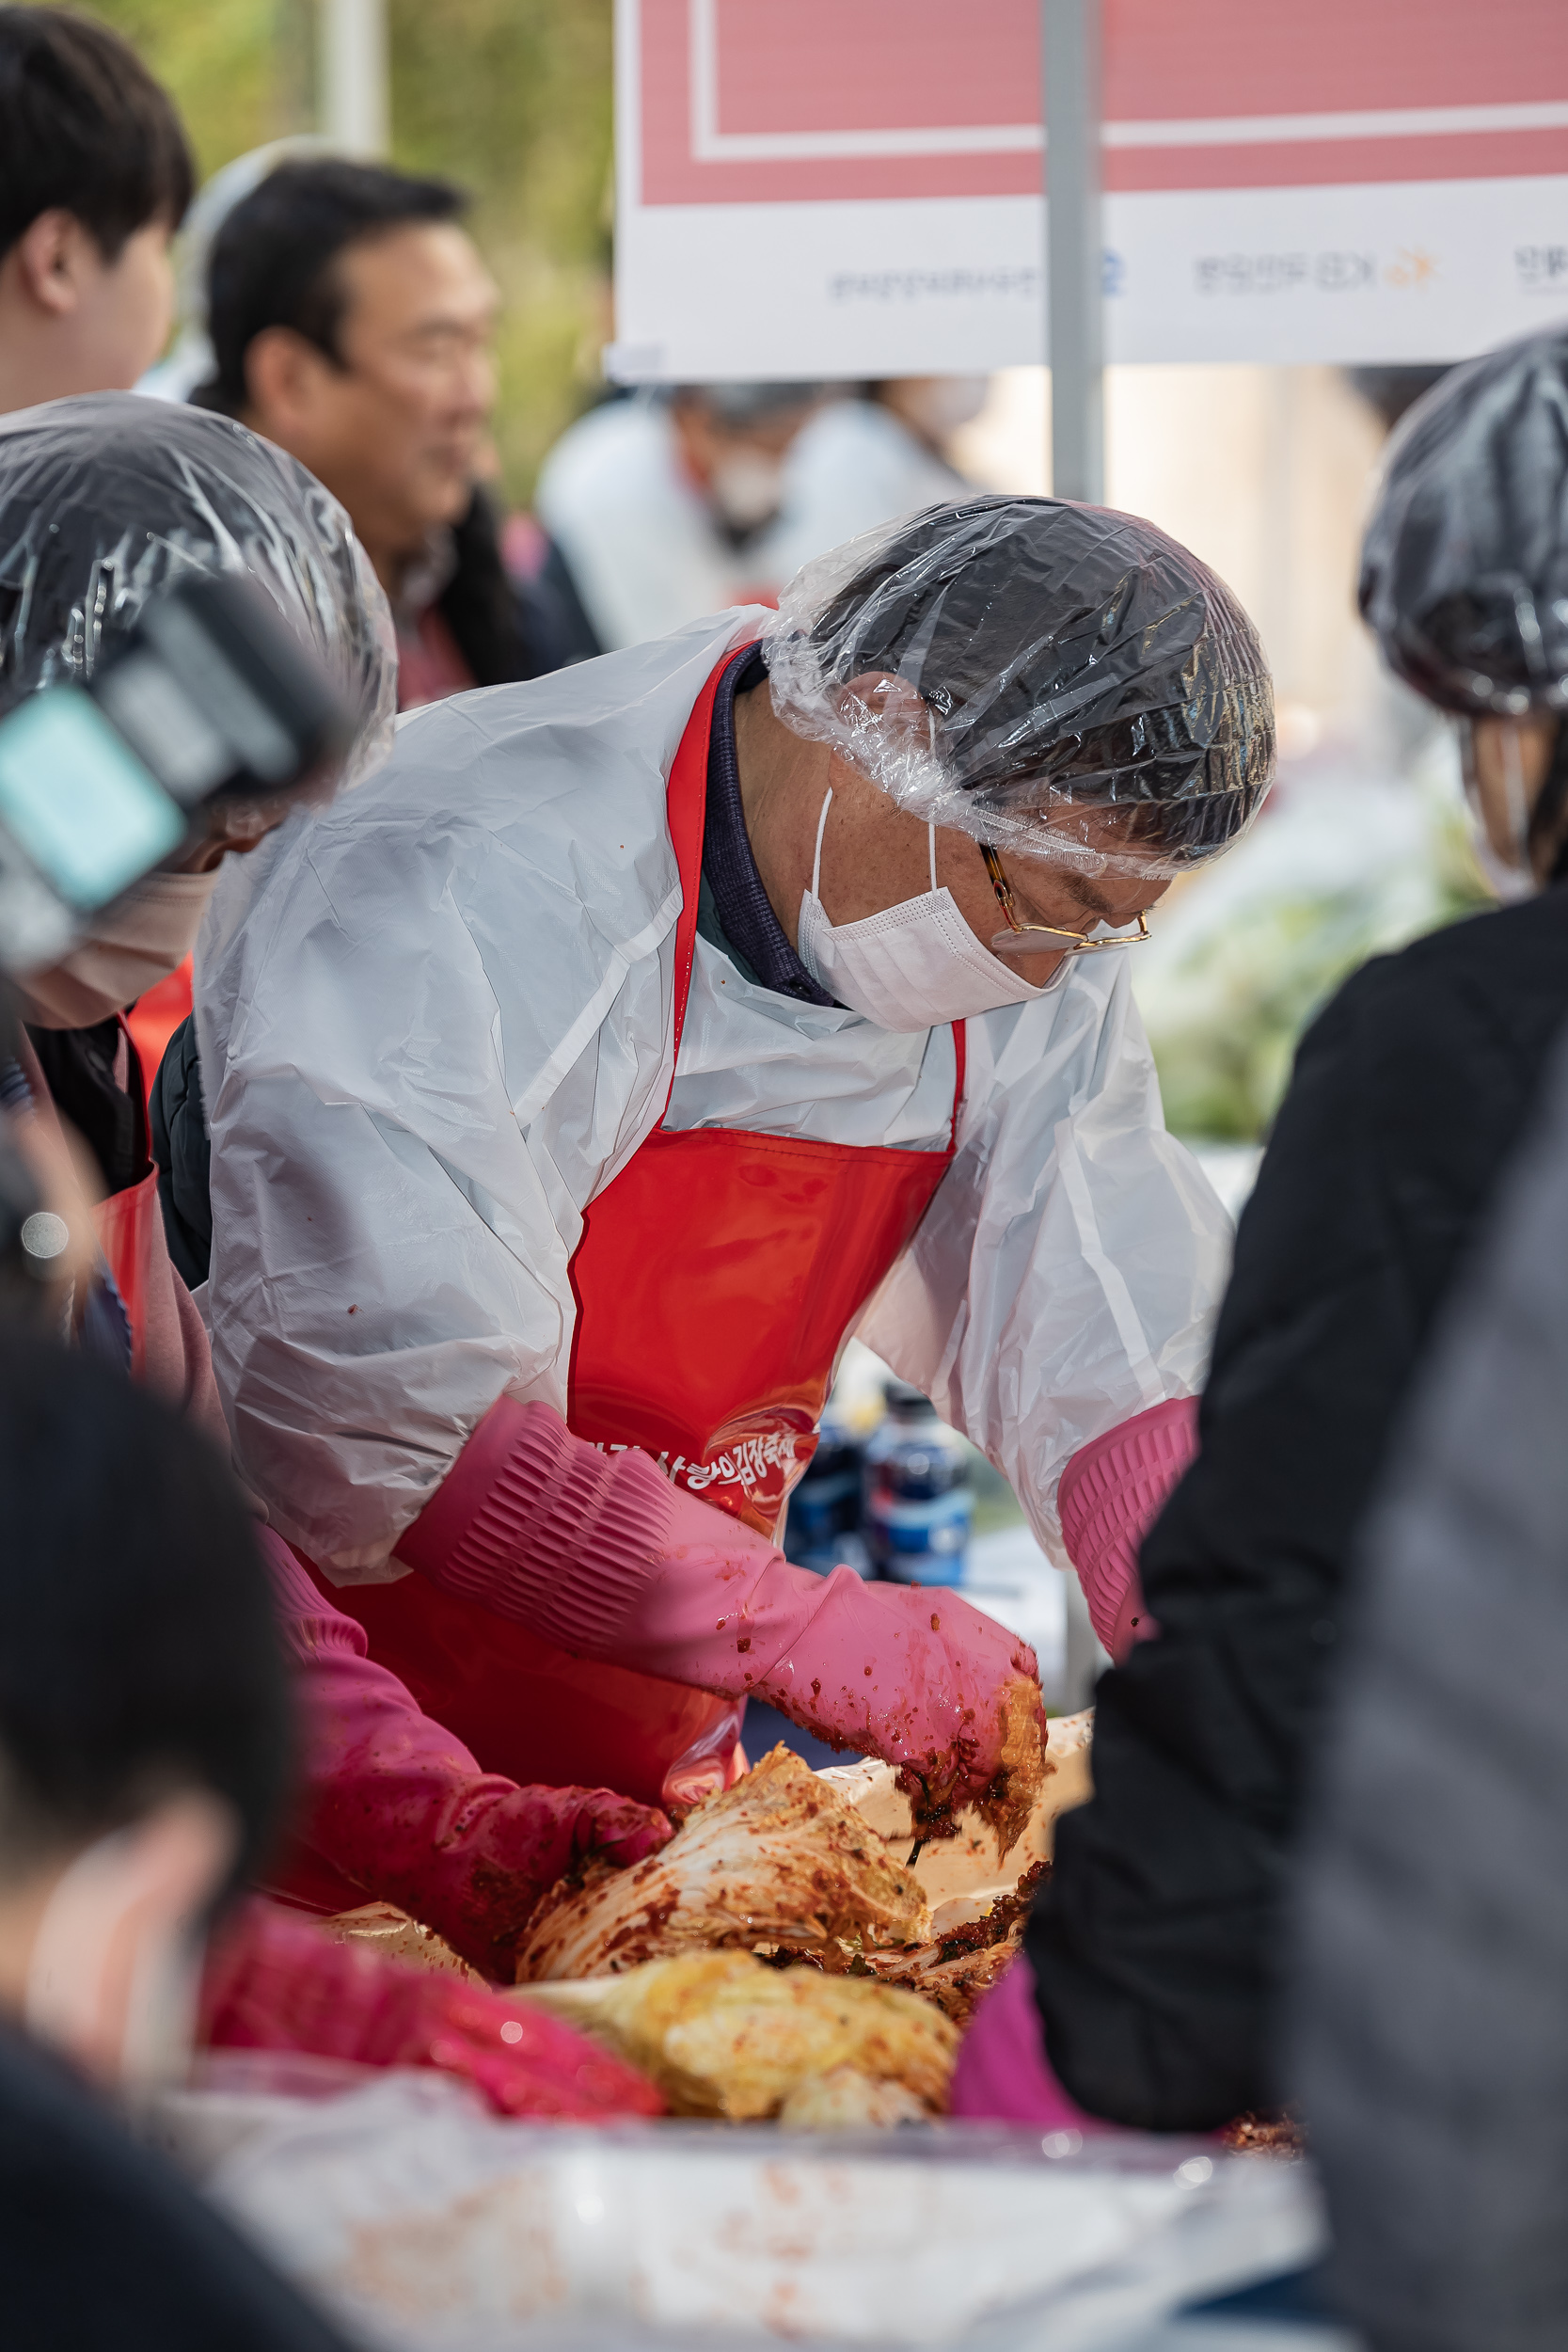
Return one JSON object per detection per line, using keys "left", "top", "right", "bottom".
{"left": 195, "top": 157, "right": 574, "bottom": 707}
{"left": 0, "top": 394, "right": 673, "bottom": 1983}
{"left": 768, "top": 378, "right": 987, "bottom": 580}
{"left": 198, "top": 497, "right": 1274, "bottom": 1899}
{"left": 534, "top": 380, "right": 824, "bottom": 652}
{"left": 0, "top": 6, "right": 192, "bottom": 417}
{"left": 953, "top": 326, "right": 1568, "bottom": 2138}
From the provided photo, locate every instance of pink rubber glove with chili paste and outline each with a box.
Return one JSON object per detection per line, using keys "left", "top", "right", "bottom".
{"left": 201, "top": 1897, "right": 663, "bottom": 2120}
{"left": 261, "top": 1530, "right": 672, "bottom": 1979}
{"left": 1057, "top": 1398, "right": 1199, "bottom": 1664}
{"left": 949, "top": 1954, "right": 1104, "bottom": 2132}
{"left": 397, "top": 1398, "right": 1045, "bottom": 1842}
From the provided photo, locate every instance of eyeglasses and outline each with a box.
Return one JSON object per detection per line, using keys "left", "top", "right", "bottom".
{"left": 980, "top": 843, "right": 1151, "bottom": 955}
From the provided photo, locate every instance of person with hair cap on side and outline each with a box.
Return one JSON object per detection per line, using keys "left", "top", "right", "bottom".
{"left": 0, "top": 392, "right": 392, "bottom": 1390}
{"left": 952, "top": 324, "right": 1568, "bottom": 2138}
{"left": 1289, "top": 962, "right": 1568, "bottom": 2352}
{"left": 0, "top": 393, "right": 676, "bottom": 1993}
{"left": 198, "top": 492, "right": 1274, "bottom": 1940}
{"left": 534, "top": 381, "right": 827, "bottom": 652}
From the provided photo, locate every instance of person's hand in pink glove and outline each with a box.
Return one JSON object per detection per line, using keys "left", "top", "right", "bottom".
{"left": 742, "top": 1567, "right": 1044, "bottom": 1838}
{"left": 396, "top": 1400, "right": 1045, "bottom": 1840}
{"left": 1057, "top": 1397, "right": 1199, "bottom": 1663}
{"left": 262, "top": 1530, "right": 673, "bottom": 1980}
{"left": 949, "top": 1953, "right": 1106, "bottom": 2132}
{"left": 201, "top": 1896, "right": 664, "bottom": 2120}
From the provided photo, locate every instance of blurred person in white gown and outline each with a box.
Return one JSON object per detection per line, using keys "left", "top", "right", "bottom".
{"left": 768, "top": 377, "right": 988, "bottom": 579}
{"left": 534, "top": 381, "right": 823, "bottom": 652}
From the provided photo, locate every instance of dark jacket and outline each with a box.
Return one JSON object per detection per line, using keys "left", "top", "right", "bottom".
{"left": 1025, "top": 887, "right": 1568, "bottom": 2130}
{"left": 1291, "top": 1020, "right": 1568, "bottom": 2352}
{"left": 150, "top": 1009, "right": 211, "bottom": 1294}
{"left": 436, "top": 485, "right": 596, "bottom": 685}
{"left": 0, "top": 2023, "right": 352, "bottom": 2349}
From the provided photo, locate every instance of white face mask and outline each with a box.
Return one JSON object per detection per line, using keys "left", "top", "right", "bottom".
{"left": 895, "top": 374, "right": 990, "bottom": 441}
{"left": 709, "top": 450, "right": 786, "bottom": 534}
{"left": 20, "top": 866, "right": 218, "bottom": 1029}
{"left": 796, "top": 787, "right": 1052, "bottom": 1031}
{"left": 24, "top": 1794, "right": 234, "bottom": 2095}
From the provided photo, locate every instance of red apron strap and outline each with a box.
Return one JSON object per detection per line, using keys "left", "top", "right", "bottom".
{"left": 93, "top": 1168, "right": 161, "bottom": 1380}
{"left": 948, "top": 1021, "right": 967, "bottom": 1150}
{"left": 662, "top": 644, "right": 758, "bottom": 1089}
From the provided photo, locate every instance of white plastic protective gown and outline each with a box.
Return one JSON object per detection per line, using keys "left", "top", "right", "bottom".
{"left": 198, "top": 606, "right": 1231, "bottom": 1583}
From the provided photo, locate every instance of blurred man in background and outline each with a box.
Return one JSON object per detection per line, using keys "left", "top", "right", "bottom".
{"left": 196, "top": 157, "right": 577, "bottom": 705}
{"left": 0, "top": 5, "right": 193, "bottom": 415}
{"left": 535, "top": 379, "right": 823, "bottom": 650}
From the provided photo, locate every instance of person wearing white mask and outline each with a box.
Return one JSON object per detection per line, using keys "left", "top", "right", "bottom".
{"left": 534, "top": 380, "right": 824, "bottom": 652}
{"left": 198, "top": 494, "right": 1274, "bottom": 1945}
{"left": 768, "top": 375, "right": 990, "bottom": 583}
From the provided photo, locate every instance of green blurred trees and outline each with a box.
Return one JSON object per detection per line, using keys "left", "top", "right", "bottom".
{"left": 79, "top": 0, "right": 613, "bottom": 501}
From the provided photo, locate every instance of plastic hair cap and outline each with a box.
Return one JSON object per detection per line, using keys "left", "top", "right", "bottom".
{"left": 762, "top": 494, "right": 1275, "bottom": 880}
{"left": 1359, "top": 326, "right": 1568, "bottom": 718}
{"left": 0, "top": 391, "right": 395, "bottom": 793}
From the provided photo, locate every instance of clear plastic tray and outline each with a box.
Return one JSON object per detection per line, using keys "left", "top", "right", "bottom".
{"left": 150, "top": 2056, "right": 1324, "bottom": 2352}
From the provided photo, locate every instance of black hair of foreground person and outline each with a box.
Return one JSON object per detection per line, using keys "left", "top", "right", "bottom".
{"left": 0, "top": 1338, "right": 353, "bottom": 2350}
{"left": 0, "top": 5, "right": 193, "bottom": 262}
{"left": 0, "top": 2012, "right": 356, "bottom": 2352}
{"left": 0, "top": 1338, "right": 291, "bottom": 1896}
{"left": 1290, "top": 1019, "right": 1568, "bottom": 2352}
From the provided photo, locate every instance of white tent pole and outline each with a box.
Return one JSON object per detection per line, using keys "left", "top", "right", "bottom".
{"left": 1043, "top": 0, "right": 1103, "bottom": 503}
{"left": 318, "top": 0, "right": 390, "bottom": 157}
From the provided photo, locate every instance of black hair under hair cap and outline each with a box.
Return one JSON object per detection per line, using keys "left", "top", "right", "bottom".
{"left": 1360, "top": 325, "right": 1568, "bottom": 717}
{"left": 764, "top": 494, "right": 1275, "bottom": 875}
{"left": 0, "top": 1335, "right": 292, "bottom": 1895}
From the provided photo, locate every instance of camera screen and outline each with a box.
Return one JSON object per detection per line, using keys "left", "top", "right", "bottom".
{"left": 0, "top": 688, "right": 186, "bottom": 912}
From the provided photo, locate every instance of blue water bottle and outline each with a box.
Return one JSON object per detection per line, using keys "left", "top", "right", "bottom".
{"left": 863, "top": 1382, "right": 973, "bottom": 1586}
{"left": 784, "top": 1415, "right": 871, "bottom": 1578}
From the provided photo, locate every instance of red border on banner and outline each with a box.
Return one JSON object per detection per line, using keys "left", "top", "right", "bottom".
{"left": 635, "top": 0, "right": 1568, "bottom": 208}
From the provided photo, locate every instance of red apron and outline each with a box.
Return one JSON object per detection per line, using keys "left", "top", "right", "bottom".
{"left": 91, "top": 1018, "right": 160, "bottom": 1378}
{"left": 93, "top": 1168, "right": 161, "bottom": 1380}
{"left": 329, "top": 652, "right": 965, "bottom": 1805}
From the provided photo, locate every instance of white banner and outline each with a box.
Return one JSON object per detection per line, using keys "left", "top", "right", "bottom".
{"left": 610, "top": 0, "right": 1568, "bottom": 381}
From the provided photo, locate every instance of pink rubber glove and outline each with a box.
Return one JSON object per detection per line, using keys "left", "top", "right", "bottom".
{"left": 396, "top": 1399, "right": 1042, "bottom": 1823}
{"left": 201, "top": 1896, "right": 664, "bottom": 2120}
{"left": 1057, "top": 1398, "right": 1199, "bottom": 1663}
{"left": 949, "top": 1954, "right": 1105, "bottom": 2131}
{"left": 260, "top": 1529, "right": 673, "bottom": 1980}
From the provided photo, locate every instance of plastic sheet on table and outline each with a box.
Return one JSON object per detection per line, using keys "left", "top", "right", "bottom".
{"left": 150, "top": 2052, "right": 1324, "bottom": 2352}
